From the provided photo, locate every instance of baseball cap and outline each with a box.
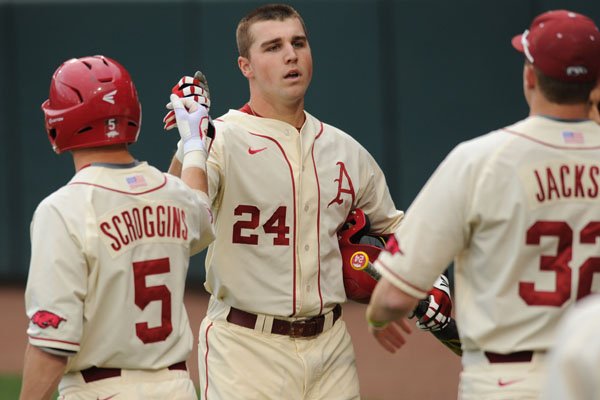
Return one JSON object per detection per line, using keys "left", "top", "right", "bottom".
{"left": 512, "top": 10, "right": 600, "bottom": 83}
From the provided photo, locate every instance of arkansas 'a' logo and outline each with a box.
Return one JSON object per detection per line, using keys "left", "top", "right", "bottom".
{"left": 31, "top": 310, "right": 66, "bottom": 329}
{"left": 328, "top": 162, "right": 355, "bottom": 207}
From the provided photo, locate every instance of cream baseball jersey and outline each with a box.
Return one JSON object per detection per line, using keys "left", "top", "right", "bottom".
{"left": 376, "top": 116, "right": 600, "bottom": 353}
{"left": 25, "top": 161, "right": 214, "bottom": 372}
{"left": 205, "top": 109, "right": 403, "bottom": 317}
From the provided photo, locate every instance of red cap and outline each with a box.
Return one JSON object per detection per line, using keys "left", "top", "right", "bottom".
{"left": 512, "top": 10, "right": 600, "bottom": 83}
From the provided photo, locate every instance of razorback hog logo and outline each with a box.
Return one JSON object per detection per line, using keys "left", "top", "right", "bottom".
{"left": 384, "top": 235, "right": 404, "bottom": 256}
{"left": 328, "top": 162, "right": 355, "bottom": 207}
{"left": 31, "top": 310, "right": 66, "bottom": 329}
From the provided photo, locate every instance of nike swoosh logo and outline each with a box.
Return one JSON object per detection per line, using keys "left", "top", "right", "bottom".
{"left": 97, "top": 394, "right": 119, "bottom": 400}
{"left": 498, "top": 378, "right": 524, "bottom": 387}
{"left": 248, "top": 147, "right": 267, "bottom": 155}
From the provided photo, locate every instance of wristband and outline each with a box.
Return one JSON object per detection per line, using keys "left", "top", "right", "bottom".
{"left": 182, "top": 150, "right": 207, "bottom": 172}
{"left": 175, "top": 139, "right": 184, "bottom": 163}
{"left": 367, "top": 318, "right": 389, "bottom": 330}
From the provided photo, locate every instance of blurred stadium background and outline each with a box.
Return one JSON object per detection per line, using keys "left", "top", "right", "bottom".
{"left": 1, "top": 0, "right": 599, "bottom": 398}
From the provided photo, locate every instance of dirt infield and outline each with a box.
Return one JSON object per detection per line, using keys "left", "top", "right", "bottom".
{"left": 1, "top": 285, "right": 461, "bottom": 399}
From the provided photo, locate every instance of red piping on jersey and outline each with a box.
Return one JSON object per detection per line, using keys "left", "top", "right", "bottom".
{"left": 239, "top": 103, "right": 257, "bottom": 116}
{"left": 68, "top": 174, "right": 168, "bottom": 195}
{"left": 312, "top": 121, "right": 325, "bottom": 314}
{"left": 204, "top": 322, "right": 213, "bottom": 400}
{"left": 377, "top": 260, "right": 428, "bottom": 297}
{"left": 248, "top": 131, "right": 298, "bottom": 317}
{"left": 503, "top": 129, "right": 600, "bottom": 150}
{"left": 28, "top": 335, "right": 79, "bottom": 346}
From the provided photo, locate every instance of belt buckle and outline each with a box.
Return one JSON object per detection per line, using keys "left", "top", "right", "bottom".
{"left": 289, "top": 318, "right": 320, "bottom": 338}
{"left": 289, "top": 320, "right": 306, "bottom": 338}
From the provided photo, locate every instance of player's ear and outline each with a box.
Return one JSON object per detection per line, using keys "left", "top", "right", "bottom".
{"left": 238, "top": 56, "right": 253, "bottom": 78}
{"left": 524, "top": 63, "right": 536, "bottom": 89}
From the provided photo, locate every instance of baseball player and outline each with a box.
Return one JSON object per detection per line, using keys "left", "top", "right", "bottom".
{"left": 164, "top": 4, "right": 406, "bottom": 399}
{"left": 19, "top": 56, "right": 214, "bottom": 400}
{"left": 539, "top": 294, "right": 600, "bottom": 399}
{"left": 365, "top": 9, "right": 600, "bottom": 400}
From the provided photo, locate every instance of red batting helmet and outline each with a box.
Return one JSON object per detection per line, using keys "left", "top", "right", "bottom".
{"left": 41, "top": 55, "right": 141, "bottom": 154}
{"left": 338, "top": 209, "right": 386, "bottom": 304}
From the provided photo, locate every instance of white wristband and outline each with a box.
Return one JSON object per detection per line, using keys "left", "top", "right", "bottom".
{"left": 182, "top": 150, "right": 207, "bottom": 171}
{"left": 175, "top": 140, "right": 184, "bottom": 163}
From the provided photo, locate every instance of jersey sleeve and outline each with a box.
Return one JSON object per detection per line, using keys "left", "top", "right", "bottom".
{"left": 375, "top": 143, "right": 474, "bottom": 298}
{"left": 206, "top": 121, "right": 225, "bottom": 213}
{"left": 354, "top": 146, "right": 403, "bottom": 234}
{"left": 25, "top": 198, "right": 86, "bottom": 353}
{"left": 189, "top": 190, "right": 216, "bottom": 255}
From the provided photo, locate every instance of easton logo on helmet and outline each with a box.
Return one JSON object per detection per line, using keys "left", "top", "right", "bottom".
{"left": 102, "top": 90, "right": 117, "bottom": 104}
{"left": 31, "top": 310, "right": 66, "bottom": 329}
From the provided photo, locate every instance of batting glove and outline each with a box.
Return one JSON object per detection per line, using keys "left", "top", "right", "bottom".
{"left": 169, "top": 94, "right": 214, "bottom": 171}
{"left": 163, "top": 71, "right": 211, "bottom": 131}
{"left": 414, "top": 274, "right": 452, "bottom": 332}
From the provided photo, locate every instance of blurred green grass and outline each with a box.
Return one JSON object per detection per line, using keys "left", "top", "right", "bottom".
{"left": 0, "top": 375, "right": 58, "bottom": 399}
{"left": 0, "top": 375, "right": 21, "bottom": 399}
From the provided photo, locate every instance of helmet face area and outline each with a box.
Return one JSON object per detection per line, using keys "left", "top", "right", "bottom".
{"left": 41, "top": 55, "right": 141, "bottom": 154}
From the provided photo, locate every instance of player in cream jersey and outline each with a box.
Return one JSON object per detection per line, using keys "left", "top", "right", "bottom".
{"left": 366, "top": 10, "right": 600, "bottom": 400}
{"left": 20, "top": 56, "right": 214, "bottom": 400}
{"left": 27, "top": 161, "right": 213, "bottom": 372}
{"left": 165, "top": 6, "right": 403, "bottom": 398}
{"left": 375, "top": 115, "right": 600, "bottom": 352}
{"left": 205, "top": 108, "right": 401, "bottom": 317}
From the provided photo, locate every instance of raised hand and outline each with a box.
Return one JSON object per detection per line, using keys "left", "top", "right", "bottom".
{"left": 163, "top": 71, "right": 211, "bottom": 131}
{"left": 168, "top": 94, "right": 212, "bottom": 158}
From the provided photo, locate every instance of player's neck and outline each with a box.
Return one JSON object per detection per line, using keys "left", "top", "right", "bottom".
{"left": 248, "top": 96, "right": 306, "bottom": 130}
{"left": 529, "top": 92, "right": 590, "bottom": 120}
{"left": 72, "top": 146, "right": 135, "bottom": 172}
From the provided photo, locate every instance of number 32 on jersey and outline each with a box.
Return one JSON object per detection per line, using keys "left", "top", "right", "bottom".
{"left": 520, "top": 220, "right": 600, "bottom": 306}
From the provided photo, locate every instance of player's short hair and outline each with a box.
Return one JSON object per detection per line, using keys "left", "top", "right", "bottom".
{"left": 236, "top": 3, "right": 308, "bottom": 59}
{"left": 532, "top": 62, "right": 596, "bottom": 104}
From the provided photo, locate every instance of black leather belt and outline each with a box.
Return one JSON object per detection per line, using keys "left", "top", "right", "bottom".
{"left": 80, "top": 361, "right": 187, "bottom": 383}
{"left": 227, "top": 304, "right": 342, "bottom": 338}
{"left": 484, "top": 351, "right": 533, "bottom": 363}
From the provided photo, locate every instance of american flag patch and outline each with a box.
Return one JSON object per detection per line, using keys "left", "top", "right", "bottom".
{"left": 126, "top": 175, "right": 147, "bottom": 189}
{"left": 562, "top": 131, "right": 584, "bottom": 144}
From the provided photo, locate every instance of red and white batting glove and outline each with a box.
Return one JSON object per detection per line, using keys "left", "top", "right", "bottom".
{"left": 414, "top": 274, "right": 452, "bottom": 332}
{"left": 169, "top": 94, "right": 214, "bottom": 171}
{"left": 164, "top": 71, "right": 215, "bottom": 163}
{"left": 163, "top": 71, "right": 211, "bottom": 131}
